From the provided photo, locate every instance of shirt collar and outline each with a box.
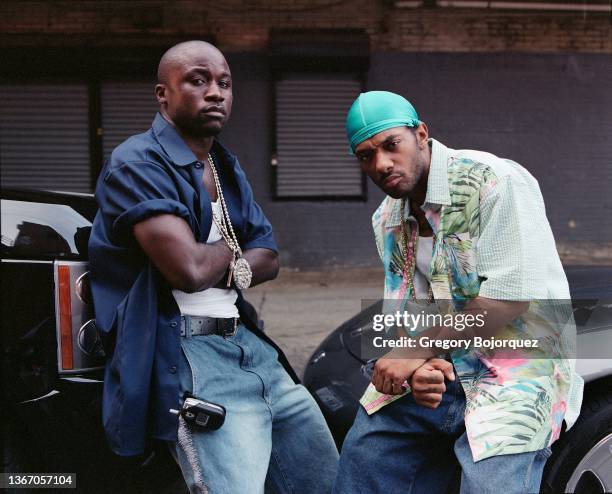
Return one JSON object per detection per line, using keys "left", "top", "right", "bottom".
{"left": 385, "top": 138, "right": 451, "bottom": 227}
{"left": 152, "top": 112, "right": 199, "bottom": 166}
{"left": 423, "top": 138, "right": 452, "bottom": 208}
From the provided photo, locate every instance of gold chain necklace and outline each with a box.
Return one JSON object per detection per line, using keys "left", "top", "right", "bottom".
{"left": 400, "top": 198, "right": 434, "bottom": 303}
{"left": 207, "top": 153, "right": 252, "bottom": 290}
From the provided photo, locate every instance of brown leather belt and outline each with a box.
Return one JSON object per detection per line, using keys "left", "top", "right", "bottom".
{"left": 180, "top": 315, "right": 239, "bottom": 338}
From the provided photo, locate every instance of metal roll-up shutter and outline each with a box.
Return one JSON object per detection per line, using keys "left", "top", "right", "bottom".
{"left": 275, "top": 75, "right": 363, "bottom": 198}
{"left": 101, "top": 82, "right": 158, "bottom": 161}
{"left": 0, "top": 84, "right": 91, "bottom": 192}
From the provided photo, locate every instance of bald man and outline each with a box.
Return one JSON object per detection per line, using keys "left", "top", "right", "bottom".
{"left": 89, "top": 41, "right": 338, "bottom": 493}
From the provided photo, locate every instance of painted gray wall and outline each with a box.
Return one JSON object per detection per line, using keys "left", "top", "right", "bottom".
{"left": 221, "top": 52, "right": 612, "bottom": 269}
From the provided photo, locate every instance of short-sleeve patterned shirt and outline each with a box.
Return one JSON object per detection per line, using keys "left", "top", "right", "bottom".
{"left": 359, "top": 138, "right": 584, "bottom": 462}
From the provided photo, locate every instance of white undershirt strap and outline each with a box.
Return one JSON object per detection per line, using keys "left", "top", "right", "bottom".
{"left": 413, "top": 235, "right": 433, "bottom": 300}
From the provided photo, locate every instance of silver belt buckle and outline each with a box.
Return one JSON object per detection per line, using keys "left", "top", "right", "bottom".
{"left": 221, "top": 318, "right": 238, "bottom": 338}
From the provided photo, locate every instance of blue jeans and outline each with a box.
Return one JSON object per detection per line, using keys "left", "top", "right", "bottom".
{"left": 333, "top": 376, "right": 552, "bottom": 494}
{"left": 170, "top": 323, "right": 339, "bottom": 494}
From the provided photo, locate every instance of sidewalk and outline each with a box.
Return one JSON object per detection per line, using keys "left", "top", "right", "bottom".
{"left": 244, "top": 267, "right": 384, "bottom": 379}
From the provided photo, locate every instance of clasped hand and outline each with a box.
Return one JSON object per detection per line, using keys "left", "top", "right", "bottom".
{"left": 372, "top": 349, "right": 455, "bottom": 409}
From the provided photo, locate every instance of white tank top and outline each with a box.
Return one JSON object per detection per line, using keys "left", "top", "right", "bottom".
{"left": 413, "top": 235, "right": 434, "bottom": 300}
{"left": 172, "top": 200, "right": 239, "bottom": 318}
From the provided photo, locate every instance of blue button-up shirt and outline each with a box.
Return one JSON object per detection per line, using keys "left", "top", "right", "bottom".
{"left": 89, "top": 113, "right": 279, "bottom": 456}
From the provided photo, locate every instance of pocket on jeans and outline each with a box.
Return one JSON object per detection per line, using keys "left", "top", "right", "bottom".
{"left": 243, "top": 326, "right": 279, "bottom": 361}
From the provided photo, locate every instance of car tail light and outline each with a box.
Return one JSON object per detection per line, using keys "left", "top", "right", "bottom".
{"left": 54, "top": 261, "right": 105, "bottom": 374}
{"left": 57, "top": 265, "right": 74, "bottom": 370}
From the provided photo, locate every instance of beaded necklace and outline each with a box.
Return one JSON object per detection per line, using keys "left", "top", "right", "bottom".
{"left": 208, "top": 153, "right": 252, "bottom": 290}
{"left": 400, "top": 198, "right": 434, "bottom": 303}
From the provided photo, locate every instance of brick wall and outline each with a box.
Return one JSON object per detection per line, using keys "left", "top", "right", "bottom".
{"left": 374, "top": 11, "right": 612, "bottom": 53}
{"left": 1, "top": 1, "right": 610, "bottom": 54}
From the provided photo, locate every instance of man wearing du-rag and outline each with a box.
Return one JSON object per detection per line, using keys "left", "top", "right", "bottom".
{"left": 333, "top": 91, "right": 583, "bottom": 494}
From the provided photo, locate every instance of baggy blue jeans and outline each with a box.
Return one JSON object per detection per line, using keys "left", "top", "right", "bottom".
{"left": 170, "top": 323, "right": 339, "bottom": 494}
{"left": 333, "top": 375, "right": 552, "bottom": 494}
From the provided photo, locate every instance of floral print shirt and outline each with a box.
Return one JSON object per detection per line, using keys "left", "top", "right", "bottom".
{"left": 360, "top": 138, "right": 584, "bottom": 462}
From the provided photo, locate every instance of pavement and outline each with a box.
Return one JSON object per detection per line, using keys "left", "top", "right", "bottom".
{"left": 244, "top": 267, "right": 384, "bottom": 379}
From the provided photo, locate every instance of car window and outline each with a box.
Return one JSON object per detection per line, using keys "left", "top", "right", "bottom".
{"left": 1, "top": 199, "right": 91, "bottom": 258}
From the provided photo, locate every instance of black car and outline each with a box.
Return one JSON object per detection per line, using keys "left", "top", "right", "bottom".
{"left": 303, "top": 267, "right": 612, "bottom": 494}
{"left": 1, "top": 188, "right": 186, "bottom": 493}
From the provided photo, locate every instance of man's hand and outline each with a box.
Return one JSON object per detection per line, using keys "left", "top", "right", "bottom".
{"left": 410, "top": 358, "right": 455, "bottom": 409}
{"left": 211, "top": 247, "right": 280, "bottom": 289}
{"left": 372, "top": 349, "right": 425, "bottom": 395}
{"left": 242, "top": 248, "right": 279, "bottom": 287}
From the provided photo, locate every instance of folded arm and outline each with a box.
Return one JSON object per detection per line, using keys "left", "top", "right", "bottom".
{"left": 372, "top": 297, "right": 528, "bottom": 395}
{"left": 242, "top": 247, "right": 279, "bottom": 287}
{"left": 210, "top": 247, "right": 280, "bottom": 289}
{"left": 135, "top": 214, "right": 279, "bottom": 292}
{"left": 134, "top": 214, "right": 233, "bottom": 292}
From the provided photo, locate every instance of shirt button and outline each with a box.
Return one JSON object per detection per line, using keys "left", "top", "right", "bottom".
{"left": 194, "top": 162, "right": 203, "bottom": 168}
{"left": 170, "top": 321, "right": 178, "bottom": 328}
{"left": 170, "top": 366, "right": 177, "bottom": 374}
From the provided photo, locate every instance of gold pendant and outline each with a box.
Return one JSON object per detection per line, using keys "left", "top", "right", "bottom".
{"left": 232, "top": 256, "right": 252, "bottom": 290}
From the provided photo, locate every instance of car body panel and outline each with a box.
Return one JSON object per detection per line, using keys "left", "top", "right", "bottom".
{"left": 1, "top": 189, "right": 183, "bottom": 490}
